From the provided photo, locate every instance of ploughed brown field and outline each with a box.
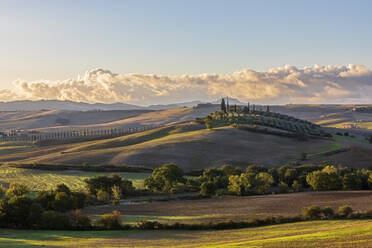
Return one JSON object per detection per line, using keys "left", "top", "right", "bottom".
{"left": 83, "top": 191, "right": 372, "bottom": 223}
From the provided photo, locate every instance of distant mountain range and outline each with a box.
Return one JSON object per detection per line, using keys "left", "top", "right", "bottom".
{"left": 0, "top": 98, "right": 246, "bottom": 111}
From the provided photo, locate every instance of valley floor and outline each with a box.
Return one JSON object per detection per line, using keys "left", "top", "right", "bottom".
{"left": 0, "top": 220, "right": 371, "bottom": 247}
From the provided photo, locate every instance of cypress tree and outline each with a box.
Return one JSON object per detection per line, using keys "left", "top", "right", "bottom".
{"left": 221, "top": 98, "right": 227, "bottom": 113}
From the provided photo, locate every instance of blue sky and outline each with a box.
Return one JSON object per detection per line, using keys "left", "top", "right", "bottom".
{"left": 0, "top": 0, "right": 372, "bottom": 104}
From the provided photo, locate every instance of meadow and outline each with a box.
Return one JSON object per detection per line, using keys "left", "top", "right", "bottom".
{"left": 0, "top": 220, "right": 371, "bottom": 247}
{"left": 0, "top": 166, "right": 150, "bottom": 191}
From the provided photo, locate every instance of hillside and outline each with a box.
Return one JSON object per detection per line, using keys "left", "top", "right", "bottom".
{"left": 0, "top": 121, "right": 340, "bottom": 170}
{"left": 0, "top": 105, "right": 218, "bottom": 132}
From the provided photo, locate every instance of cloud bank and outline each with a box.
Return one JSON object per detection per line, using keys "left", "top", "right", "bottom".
{"left": 1, "top": 64, "right": 372, "bottom": 105}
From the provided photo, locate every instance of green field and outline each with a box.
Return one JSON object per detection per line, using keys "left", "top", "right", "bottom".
{"left": 0, "top": 166, "right": 150, "bottom": 191}
{"left": 0, "top": 220, "right": 371, "bottom": 247}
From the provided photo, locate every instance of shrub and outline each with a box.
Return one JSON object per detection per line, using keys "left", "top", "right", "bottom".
{"left": 302, "top": 206, "right": 322, "bottom": 220}
{"left": 322, "top": 207, "right": 334, "bottom": 219}
{"left": 338, "top": 205, "right": 353, "bottom": 218}
{"left": 96, "top": 211, "right": 122, "bottom": 229}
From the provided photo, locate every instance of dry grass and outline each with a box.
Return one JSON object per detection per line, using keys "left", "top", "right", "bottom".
{"left": 0, "top": 124, "right": 335, "bottom": 170}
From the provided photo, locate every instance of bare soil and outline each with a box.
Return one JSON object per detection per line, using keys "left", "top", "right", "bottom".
{"left": 83, "top": 191, "right": 372, "bottom": 223}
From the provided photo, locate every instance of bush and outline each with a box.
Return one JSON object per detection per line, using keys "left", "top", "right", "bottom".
{"left": 96, "top": 211, "right": 122, "bottom": 229}
{"left": 338, "top": 205, "right": 353, "bottom": 218}
{"left": 322, "top": 207, "right": 334, "bottom": 219}
{"left": 302, "top": 206, "right": 322, "bottom": 220}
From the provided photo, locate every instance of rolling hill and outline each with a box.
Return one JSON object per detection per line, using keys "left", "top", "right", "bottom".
{"left": 0, "top": 121, "right": 343, "bottom": 170}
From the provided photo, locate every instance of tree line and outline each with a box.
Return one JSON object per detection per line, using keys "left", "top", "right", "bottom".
{"left": 143, "top": 163, "right": 372, "bottom": 196}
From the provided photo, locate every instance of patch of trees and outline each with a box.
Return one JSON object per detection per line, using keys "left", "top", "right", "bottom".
{"left": 0, "top": 183, "right": 92, "bottom": 229}
{"left": 144, "top": 163, "right": 372, "bottom": 197}
{"left": 84, "top": 175, "right": 135, "bottom": 204}
{"left": 0, "top": 173, "right": 143, "bottom": 229}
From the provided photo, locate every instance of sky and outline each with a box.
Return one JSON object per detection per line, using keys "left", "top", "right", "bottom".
{"left": 1, "top": 0, "right": 372, "bottom": 105}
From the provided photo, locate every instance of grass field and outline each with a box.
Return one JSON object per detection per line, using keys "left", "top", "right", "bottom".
{"left": 0, "top": 166, "right": 150, "bottom": 191}
{"left": 0, "top": 220, "right": 371, "bottom": 247}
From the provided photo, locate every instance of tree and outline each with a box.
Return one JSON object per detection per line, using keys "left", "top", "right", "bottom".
{"left": 200, "top": 182, "right": 217, "bottom": 196}
{"left": 96, "top": 189, "right": 111, "bottom": 202}
{"left": 5, "top": 183, "right": 29, "bottom": 198}
{"left": 292, "top": 180, "right": 302, "bottom": 192}
{"left": 0, "top": 196, "right": 34, "bottom": 227}
{"left": 369, "top": 135, "right": 372, "bottom": 144}
{"left": 53, "top": 192, "right": 71, "bottom": 212}
{"left": 228, "top": 175, "right": 244, "bottom": 196}
{"left": 111, "top": 185, "right": 121, "bottom": 205}
{"left": 255, "top": 172, "right": 274, "bottom": 194}
{"left": 201, "top": 168, "right": 228, "bottom": 189}
{"left": 205, "top": 119, "right": 213, "bottom": 129}
{"left": 221, "top": 98, "right": 227, "bottom": 113}
{"left": 144, "top": 163, "right": 186, "bottom": 192}
{"left": 306, "top": 171, "right": 342, "bottom": 191}
{"left": 220, "top": 165, "right": 242, "bottom": 177}
{"left": 343, "top": 173, "right": 362, "bottom": 190}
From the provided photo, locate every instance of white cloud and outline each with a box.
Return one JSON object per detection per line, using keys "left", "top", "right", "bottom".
{"left": 1, "top": 64, "right": 372, "bottom": 105}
